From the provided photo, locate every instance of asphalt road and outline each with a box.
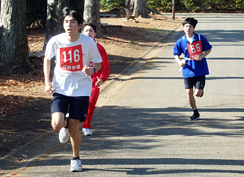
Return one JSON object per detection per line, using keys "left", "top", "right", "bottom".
{"left": 1, "top": 13, "right": 244, "bottom": 177}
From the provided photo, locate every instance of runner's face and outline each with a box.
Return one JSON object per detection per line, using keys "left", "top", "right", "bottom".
{"left": 183, "top": 23, "right": 194, "bottom": 37}
{"left": 83, "top": 25, "right": 96, "bottom": 39}
{"left": 63, "top": 15, "right": 81, "bottom": 34}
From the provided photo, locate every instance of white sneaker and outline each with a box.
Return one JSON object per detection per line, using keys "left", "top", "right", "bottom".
{"left": 59, "top": 127, "right": 70, "bottom": 143}
{"left": 70, "top": 159, "right": 82, "bottom": 172}
{"left": 82, "top": 128, "right": 92, "bottom": 136}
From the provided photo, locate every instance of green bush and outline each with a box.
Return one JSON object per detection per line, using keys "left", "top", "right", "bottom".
{"left": 99, "top": 0, "right": 244, "bottom": 12}
{"left": 100, "top": 0, "right": 125, "bottom": 11}
{"left": 25, "top": 0, "right": 244, "bottom": 28}
{"left": 148, "top": 0, "right": 172, "bottom": 12}
{"left": 235, "top": 0, "right": 244, "bottom": 9}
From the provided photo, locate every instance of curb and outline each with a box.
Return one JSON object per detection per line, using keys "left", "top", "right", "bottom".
{"left": 0, "top": 131, "right": 60, "bottom": 176}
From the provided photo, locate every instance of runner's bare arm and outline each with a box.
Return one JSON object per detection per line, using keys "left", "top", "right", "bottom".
{"left": 174, "top": 55, "right": 186, "bottom": 67}
{"left": 43, "top": 57, "right": 56, "bottom": 95}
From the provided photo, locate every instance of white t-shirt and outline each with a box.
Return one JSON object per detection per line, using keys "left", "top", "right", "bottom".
{"left": 45, "top": 33, "right": 102, "bottom": 97}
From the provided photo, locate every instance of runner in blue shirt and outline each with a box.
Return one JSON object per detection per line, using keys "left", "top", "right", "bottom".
{"left": 173, "top": 18, "right": 212, "bottom": 120}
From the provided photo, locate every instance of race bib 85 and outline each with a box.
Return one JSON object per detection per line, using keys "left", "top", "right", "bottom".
{"left": 60, "top": 45, "right": 83, "bottom": 71}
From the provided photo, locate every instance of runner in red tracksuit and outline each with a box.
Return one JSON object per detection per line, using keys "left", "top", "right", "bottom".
{"left": 82, "top": 23, "right": 110, "bottom": 135}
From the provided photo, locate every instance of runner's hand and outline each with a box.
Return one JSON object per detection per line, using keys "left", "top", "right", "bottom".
{"left": 194, "top": 53, "right": 203, "bottom": 61}
{"left": 45, "top": 82, "right": 56, "bottom": 95}
{"left": 95, "top": 76, "right": 103, "bottom": 88}
{"left": 82, "top": 65, "right": 94, "bottom": 76}
{"left": 180, "top": 61, "right": 186, "bottom": 67}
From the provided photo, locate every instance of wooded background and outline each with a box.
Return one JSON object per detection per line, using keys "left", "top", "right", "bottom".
{"left": 25, "top": 0, "right": 244, "bottom": 29}
{"left": 0, "top": 0, "right": 243, "bottom": 76}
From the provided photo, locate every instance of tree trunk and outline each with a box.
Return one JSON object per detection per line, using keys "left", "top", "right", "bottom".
{"left": 0, "top": 0, "right": 32, "bottom": 75}
{"left": 83, "top": 0, "right": 102, "bottom": 38}
{"left": 44, "top": 0, "right": 67, "bottom": 49}
{"left": 125, "top": 0, "right": 134, "bottom": 10}
{"left": 132, "top": 0, "right": 149, "bottom": 18}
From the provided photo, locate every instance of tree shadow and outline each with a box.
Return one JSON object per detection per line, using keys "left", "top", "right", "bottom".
{"left": 103, "top": 25, "right": 171, "bottom": 44}
{"left": 6, "top": 105, "right": 243, "bottom": 175}
{"left": 0, "top": 96, "right": 52, "bottom": 157}
{"left": 108, "top": 54, "right": 137, "bottom": 76}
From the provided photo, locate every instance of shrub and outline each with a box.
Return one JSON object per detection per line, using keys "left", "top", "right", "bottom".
{"left": 100, "top": 0, "right": 125, "bottom": 11}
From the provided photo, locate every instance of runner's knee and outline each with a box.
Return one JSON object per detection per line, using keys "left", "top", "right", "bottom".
{"left": 51, "top": 112, "right": 65, "bottom": 131}
{"left": 195, "top": 89, "right": 203, "bottom": 97}
{"left": 186, "top": 88, "right": 193, "bottom": 96}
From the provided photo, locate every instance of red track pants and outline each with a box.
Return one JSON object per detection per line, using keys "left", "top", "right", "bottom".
{"left": 82, "top": 86, "right": 100, "bottom": 129}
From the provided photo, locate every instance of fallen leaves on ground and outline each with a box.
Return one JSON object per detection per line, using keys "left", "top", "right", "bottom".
{"left": 0, "top": 71, "right": 50, "bottom": 117}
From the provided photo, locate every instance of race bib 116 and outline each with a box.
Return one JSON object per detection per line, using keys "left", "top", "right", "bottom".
{"left": 60, "top": 45, "right": 83, "bottom": 71}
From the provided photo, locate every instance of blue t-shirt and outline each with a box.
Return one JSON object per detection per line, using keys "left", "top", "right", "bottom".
{"left": 173, "top": 32, "right": 212, "bottom": 77}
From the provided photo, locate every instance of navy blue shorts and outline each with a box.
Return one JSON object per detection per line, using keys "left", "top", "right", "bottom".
{"left": 51, "top": 93, "right": 89, "bottom": 122}
{"left": 183, "top": 76, "right": 205, "bottom": 89}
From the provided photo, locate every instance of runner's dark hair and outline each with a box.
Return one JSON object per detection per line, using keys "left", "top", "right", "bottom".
{"left": 182, "top": 18, "right": 198, "bottom": 28}
{"left": 82, "top": 23, "right": 97, "bottom": 33}
{"left": 62, "top": 7, "right": 83, "bottom": 25}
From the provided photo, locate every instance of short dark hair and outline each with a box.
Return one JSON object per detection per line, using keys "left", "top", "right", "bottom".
{"left": 82, "top": 23, "right": 97, "bottom": 33}
{"left": 182, "top": 18, "right": 198, "bottom": 28}
{"left": 62, "top": 7, "right": 83, "bottom": 25}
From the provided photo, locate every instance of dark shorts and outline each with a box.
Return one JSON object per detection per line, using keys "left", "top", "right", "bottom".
{"left": 183, "top": 76, "right": 205, "bottom": 89}
{"left": 51, "top": 93, "right": 89, "bottom": 122}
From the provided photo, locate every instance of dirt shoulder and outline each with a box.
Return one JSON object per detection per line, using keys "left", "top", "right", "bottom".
{"left": 0, "top": 12, "right": 182, "bottom": 158}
